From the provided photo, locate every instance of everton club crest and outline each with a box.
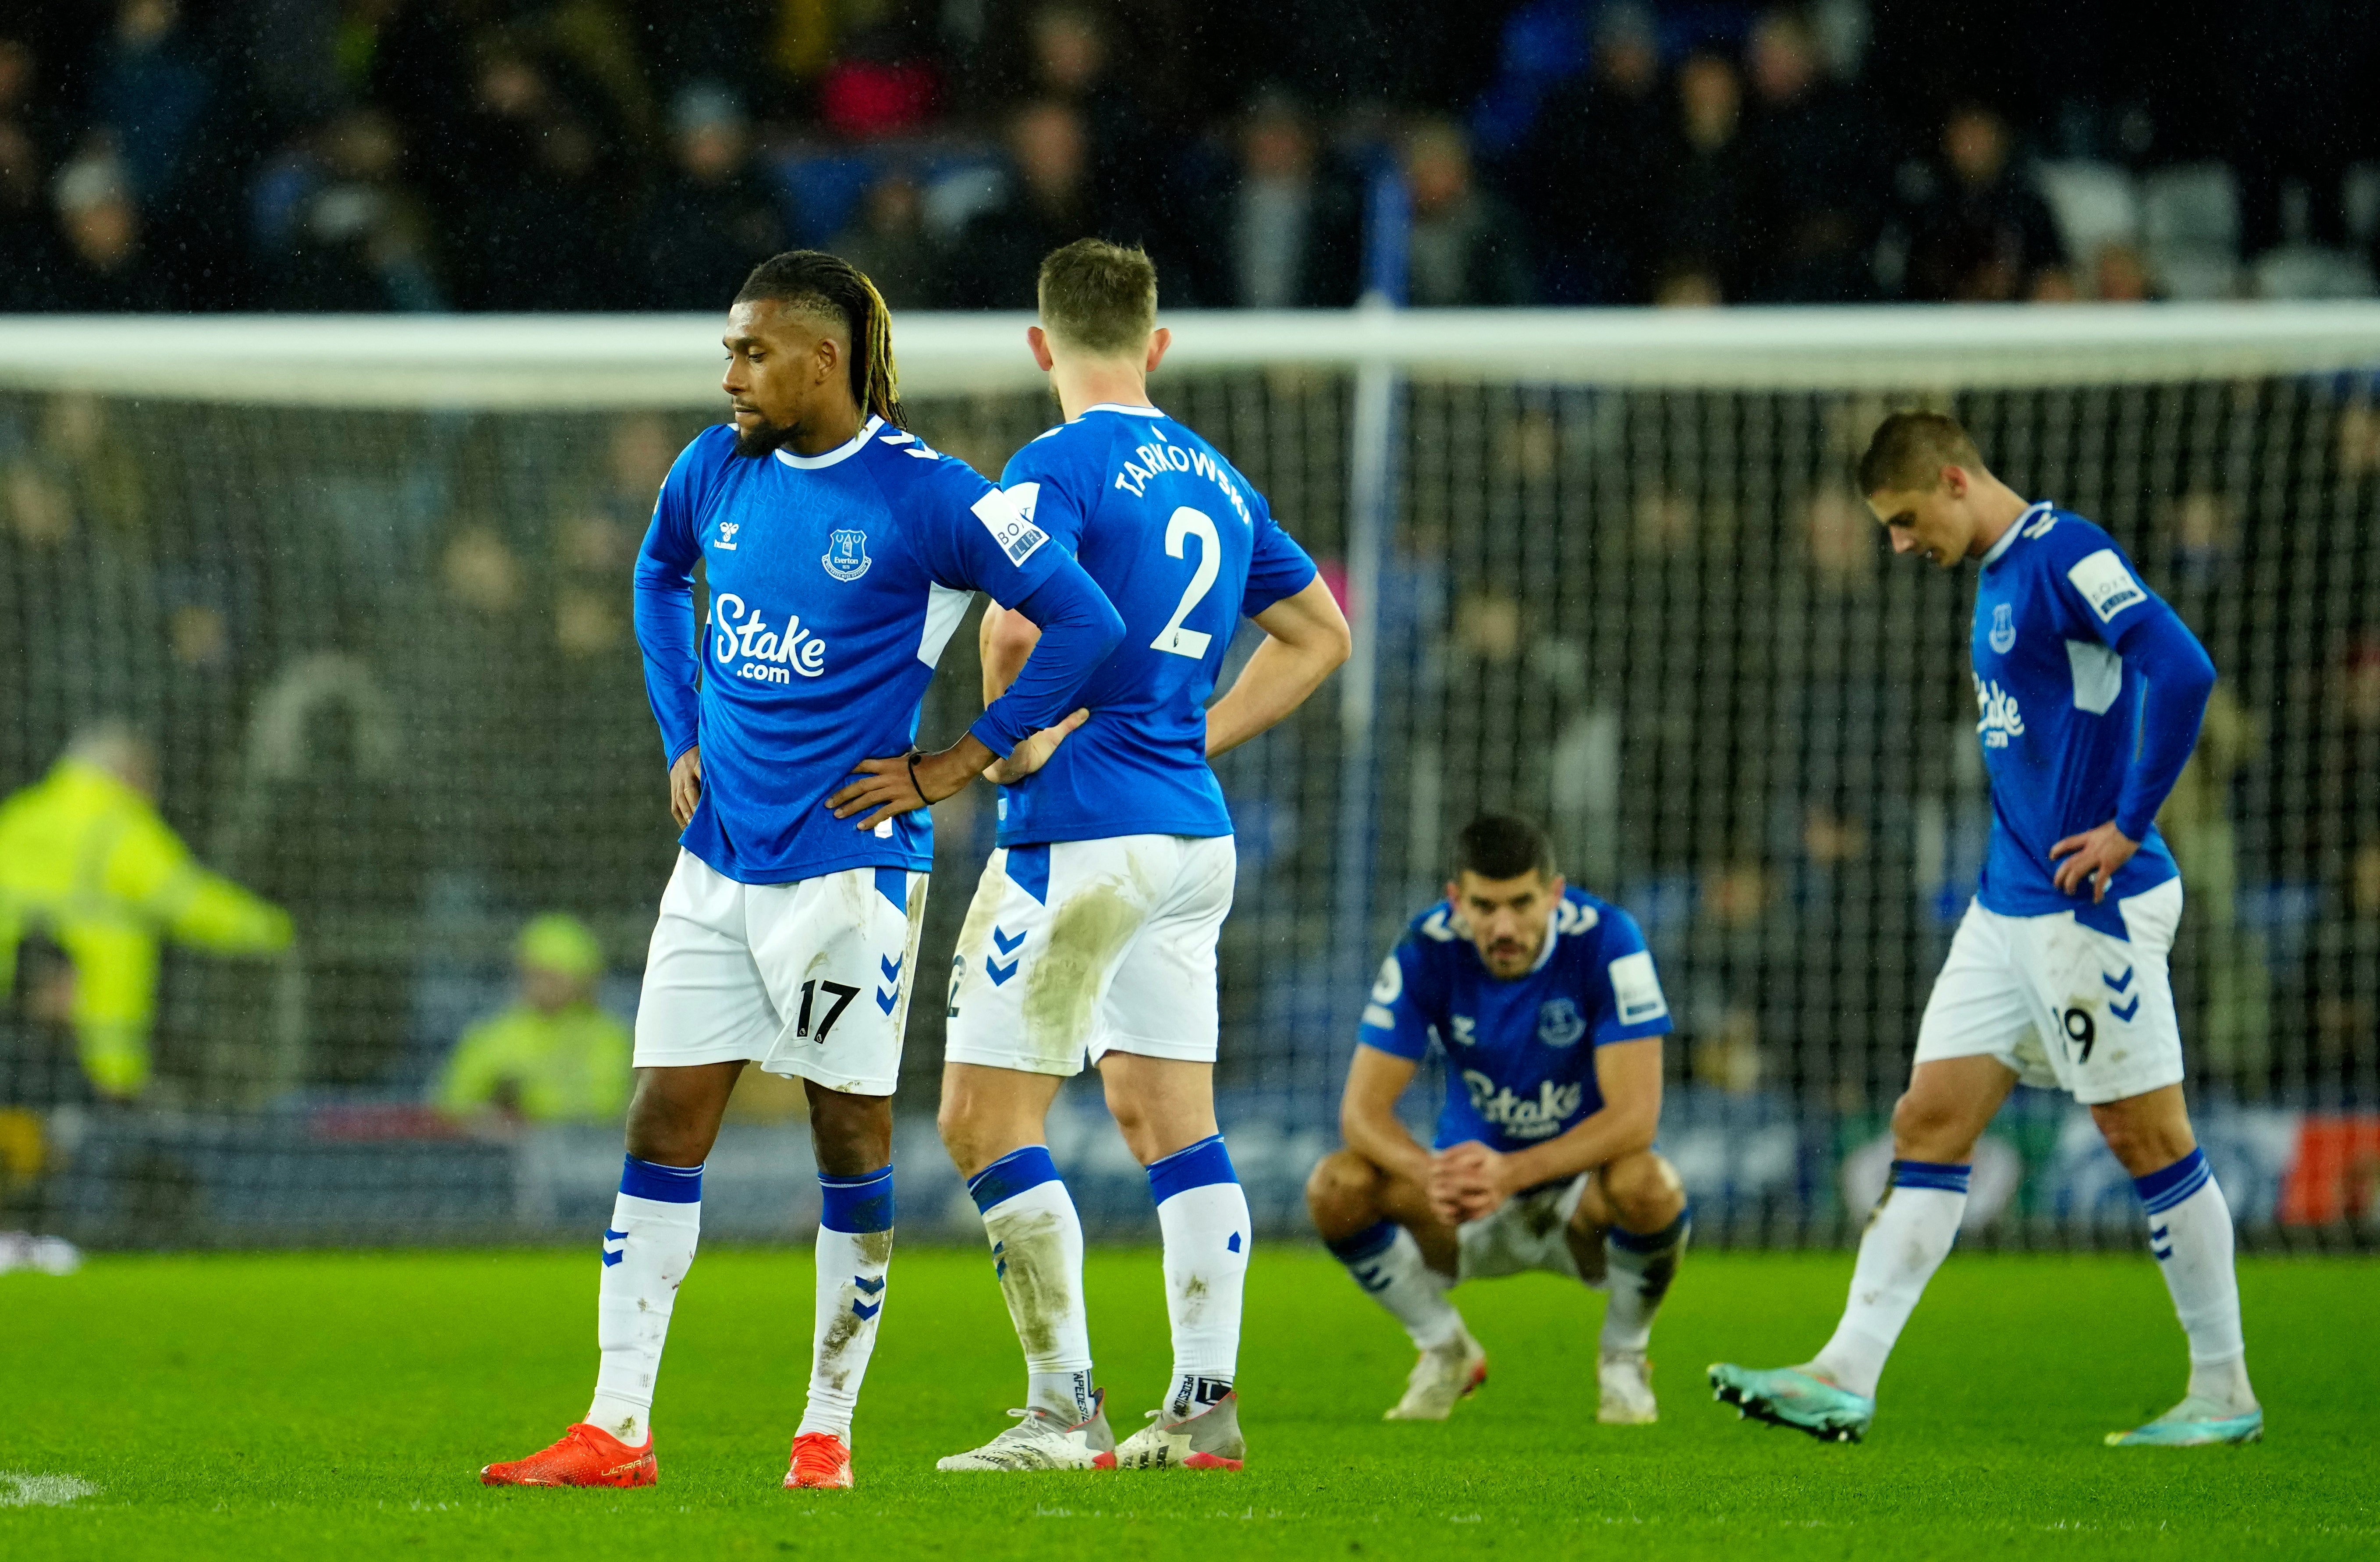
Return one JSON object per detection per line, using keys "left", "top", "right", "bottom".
{"left": 1537, "top": 998, "right": 1586, "bottom": 1048}
{"left": 822, "top": 528, "right": 872, "bottom": 582}
{"left": 1989, "top": 602, "right": 2016, "bottom": 654}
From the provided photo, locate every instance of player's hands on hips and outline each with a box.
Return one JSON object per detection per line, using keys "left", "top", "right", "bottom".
{"left": 829, "top": 734, "right": 999, "bottom": 833}
{"left": 1428, "top": 1140, "right": 1512, "bottom": 1226}
{"left": 2050, "top": 819, "right": 2139, "bottom": 903}
{"left": 668, "top": 746, "right": 702, "bottom": 829}
{"left": 986, "top": 708, "right": 1089, "bottom": 785}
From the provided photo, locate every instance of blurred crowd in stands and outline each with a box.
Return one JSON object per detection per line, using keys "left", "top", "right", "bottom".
{"left": 6, "top": 0, "right": 2380, "bottom": 313}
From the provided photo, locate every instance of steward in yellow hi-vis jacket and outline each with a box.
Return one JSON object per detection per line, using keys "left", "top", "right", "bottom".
{"left": 433, "top": 914, "right": 632, "bottom": 1124}
{"left": 0, "top": 728, "right": 294, "bottom": 1099}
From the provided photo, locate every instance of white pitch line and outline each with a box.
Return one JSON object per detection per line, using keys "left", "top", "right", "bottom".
{"left": 0, "top": 1472, "right": 101, "bottom": 1507}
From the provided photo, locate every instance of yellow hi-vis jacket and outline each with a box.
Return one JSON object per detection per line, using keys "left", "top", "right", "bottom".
{"left": 0, "top": 759, "right": 294, "bottom": 1097}
{"left": 432, "top": 1002, "right": 632, "bottom": 1124}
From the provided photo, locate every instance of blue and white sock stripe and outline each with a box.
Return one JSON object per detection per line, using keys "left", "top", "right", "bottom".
{"left": 620, "top": 1154, "right": 703, "bottom": 1203}
{"left": 2133, "top": 1146, "right": 2213, "bottom": 1217}
{"left": 966, "top": 1145, "right": 1062, "bottom": 1212}
{"left": 1889, "top": 1159, "right": 1972, "bottom": 1195}
{"left": 1324, "top": 1218, "right": 1400, "bottom": 1266}
{"left": 820, "top": 1164, "right": 897, "bottom": 1233}
{"left": 1146, "top": 1134, "right": 1237, "bottom": 1204}
{"left": 1610, "top": 1207, "right": 1692, "bottom": 1254}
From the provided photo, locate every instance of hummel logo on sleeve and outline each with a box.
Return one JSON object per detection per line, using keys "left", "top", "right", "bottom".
{"left": 2067, "top": 548, "right": 2146, "bottom": 622}
{"left": 971, "top": 490, "right": 1050, "bottom": 565}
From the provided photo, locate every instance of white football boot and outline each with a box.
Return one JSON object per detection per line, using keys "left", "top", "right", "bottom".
{"left": 1113, "top": 1390, "right": 1245, "bottom": 1470}
{"left": 1383, "top": 1328, "right": 1489, "bottom": 1421}
{"left": 936, "top": 1392, "right": 1117, "bottom": 1471}
{"left": 1596, "top": 1350, "right": 1657, "bottom": 1424}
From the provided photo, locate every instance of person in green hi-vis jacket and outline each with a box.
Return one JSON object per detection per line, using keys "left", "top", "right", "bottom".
{"left": 0, "top": 724, "right": 293, "bottom": 1100}
{"left": 435, "top": 913, "right": 631, "bottom": 1124}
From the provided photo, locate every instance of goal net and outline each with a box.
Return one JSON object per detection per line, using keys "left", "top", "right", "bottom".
{"left": 1, "top": 306, "right": 2375, "bottom": 1249}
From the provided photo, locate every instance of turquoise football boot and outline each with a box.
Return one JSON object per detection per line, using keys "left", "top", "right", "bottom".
{"left": 1707, "top": 1363, "right": 1874, "bottom": 1443}
{"left": 2105, "top": 1396, "right": 2264, "bottom": 1447}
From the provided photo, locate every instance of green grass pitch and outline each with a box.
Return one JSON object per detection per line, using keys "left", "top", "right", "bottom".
{"left": 4, "top": 1245, "right": 2374, "bottom": 1560}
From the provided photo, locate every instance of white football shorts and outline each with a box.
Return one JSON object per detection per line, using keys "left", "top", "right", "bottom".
{"left": 1456, "top": 1173, "right": 1604, "bottom": 1289}
{"left": 1912, "top": 879, "right": 2186, "bottom": 1105}
{"left": 942, "top": 833, "right": 1236, "bottom": 1076}
{"left": 632, "top": 849, "right": 927, "bottom": 1097}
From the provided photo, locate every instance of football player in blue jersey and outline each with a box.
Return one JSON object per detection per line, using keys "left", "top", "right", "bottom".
{"left": 1710, "top": 411, "right": 2258, "bottom": 1448}
{"left": 1307, "top": 815, "right": 1689, "bottom": 1426}
{"left": 481, "top": 251, "right": 1124, "bottom": 1494}
{"left": 929, "top": 240, "right": 1350, "bottom": 1473}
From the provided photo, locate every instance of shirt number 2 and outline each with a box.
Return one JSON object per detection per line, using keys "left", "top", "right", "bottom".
{"left": 1150, "top": 506, "right": 1221, "bottom": 659}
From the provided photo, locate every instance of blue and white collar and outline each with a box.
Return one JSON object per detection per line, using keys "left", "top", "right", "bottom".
{"left": 1981, "top": 501, "right": 2052, "bottom": 567}
{"left": 1079, "top": 402, "right": 1163, "bottom": 420}
{"left": 773, "top": 414, "right": 884, "bottom": 470}
{"left": 1527, "top": 919, "right": 1561, "bottom": 975}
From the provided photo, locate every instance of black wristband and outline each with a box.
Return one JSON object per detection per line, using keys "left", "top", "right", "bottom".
{"left": 905, "top": 750, "right": 928, "bottom": 806}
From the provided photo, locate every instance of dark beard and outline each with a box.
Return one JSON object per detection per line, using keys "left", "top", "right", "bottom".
{"left": 731, "top": 415, "right": 794, "bottom": 459}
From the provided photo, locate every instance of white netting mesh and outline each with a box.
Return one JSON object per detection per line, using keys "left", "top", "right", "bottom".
{"left": 1, "top": 308, "right": 2375, "bottom": 1245}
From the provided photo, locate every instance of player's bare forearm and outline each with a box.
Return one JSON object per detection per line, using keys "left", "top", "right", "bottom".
{"left": 1498, "top": 1104, "right": 1659, "bottom": 1194}
{"left": 1205, "top": 637, "right": 1334, "bottom": 757}
{"left": 1500, "top": 1038, "right": 1664, "bottom": 1192}
{"left": 1341, "top": 1047, "right": 1433, "bottom": 1187}
{"left": 979, "top": 604, "right": 1041, "bottom": 706}
{"left": 1206, "top": 579, "right": 1351, "bottom": 758}
{"left": 827, "top": 732, "right": 999, "bottom": 832}
{"left": 1346, "top": 1103, "right": 1435, "bottom": 1189}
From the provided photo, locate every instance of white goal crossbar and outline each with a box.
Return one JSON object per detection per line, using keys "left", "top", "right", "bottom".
{"left": 6, "top": 303, "right": 2380, "bottom": 408}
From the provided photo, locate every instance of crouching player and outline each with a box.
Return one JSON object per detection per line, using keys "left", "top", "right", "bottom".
{"left": 1307, "top": 815, "right": 1688, "bottom": 1425}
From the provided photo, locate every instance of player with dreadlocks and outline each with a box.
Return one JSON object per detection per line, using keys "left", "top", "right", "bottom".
{"left": 480, "top": 251, "right": 1124, "bottom": 1492}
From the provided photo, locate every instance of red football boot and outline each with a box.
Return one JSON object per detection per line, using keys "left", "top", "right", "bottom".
{"left": 481, "top": 1423, "right": 656, "bottom": 1487}
{"left": 785, "top": 1431, "right": 854, "bottom": 1489}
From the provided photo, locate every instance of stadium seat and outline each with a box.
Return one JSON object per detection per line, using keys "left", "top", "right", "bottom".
{"left": 2036, "top": 160, "right": 2142, "bottom": 263}
{"left": 2250, "top": 245, "right": 2376, "bottom": 300}
{"left": 2141, "top": 163, "right": 2242, "bottom": 299}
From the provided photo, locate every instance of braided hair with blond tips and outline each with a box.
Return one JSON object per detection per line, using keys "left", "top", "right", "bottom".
{"left": 734, "top": 250, "right": 907, "bottom": 430}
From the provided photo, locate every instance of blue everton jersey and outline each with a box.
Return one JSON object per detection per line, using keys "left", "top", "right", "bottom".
{"left": 634, "top": 418, "right": 1075, "bottom": 885}
{"left": 991, "top": 403, "right": 1318, "bottom": 845}
{"left": 1358, "top": 889, "right": 1672, "bottom": 1154}
{"left": 1970, "top": 501, "right": 2183, "bottom": 918}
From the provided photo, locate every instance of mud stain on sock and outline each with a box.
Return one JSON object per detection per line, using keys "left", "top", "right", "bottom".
{"left": 815, "top": 1232, "right": 895, "bottom": 1390}
{"left": 993, "top": 1207, "right": 1072, "bottom": 1358}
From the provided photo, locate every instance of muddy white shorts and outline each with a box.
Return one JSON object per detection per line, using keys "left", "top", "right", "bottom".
{"left": 632, "top": 849, "right": 927, "bottom": 1097}
{"left": 1911, "top": 880, "right": 2186, "bottom": 1105}
{"left": 942, "top": 833, "right": 1235, "bottom": 1076}
{"left": 1457, "top": 1174, "right": 1602, "bottom": 1288}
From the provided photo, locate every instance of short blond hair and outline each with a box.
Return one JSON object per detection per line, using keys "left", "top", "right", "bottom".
{"left": 1037, "top": 238, "right": 1157, "bottom": 356}
{"left": 1857, "top": 409, "right": 1986, "bottom": 495}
